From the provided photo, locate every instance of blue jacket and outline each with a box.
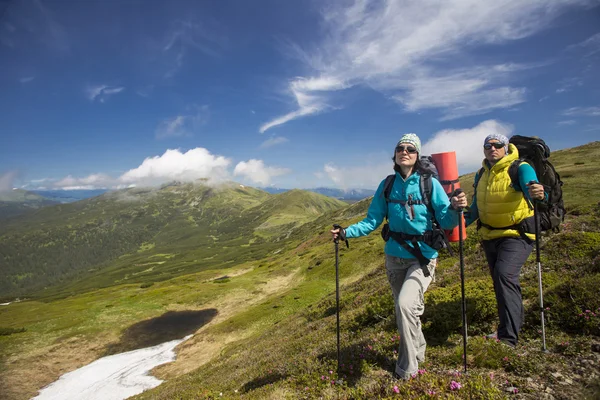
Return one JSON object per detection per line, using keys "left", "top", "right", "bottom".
{"left": 345, "top": 171, "right": 459, "bottom": 260}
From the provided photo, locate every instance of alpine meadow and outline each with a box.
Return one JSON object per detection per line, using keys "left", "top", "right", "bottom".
{"left": 0, "top": 141, "right": 599, "bottom": 399}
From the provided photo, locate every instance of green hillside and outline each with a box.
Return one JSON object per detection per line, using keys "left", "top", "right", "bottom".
{"left": 0, "top": 142, "right": 598, "bottom": 399}
{"left": 0, "top": 182, "right": 346, "bottom": 299}
{"left": 0, "top": 189, "right": 59, "bottom": 220}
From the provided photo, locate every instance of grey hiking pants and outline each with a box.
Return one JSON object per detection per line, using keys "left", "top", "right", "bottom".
{"left": 385, "top": 255, "right": 435, "bottom": 379}
{"left": 482, "top": 237, "right": 533, "bottom": 346}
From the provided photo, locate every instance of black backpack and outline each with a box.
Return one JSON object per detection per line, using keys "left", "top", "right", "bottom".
{"left": 474, "top": 135, "right": 565, "bottom": 232}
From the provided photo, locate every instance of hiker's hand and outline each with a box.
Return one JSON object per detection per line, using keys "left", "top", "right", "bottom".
{"left": 527, "top": 182, "right": 545, "bottom": 201}
{"left": 331, "top": 227, "right": 344, "bottom": 241}
{"left": 450, "top": 191, "right": 467, "bottom": 210}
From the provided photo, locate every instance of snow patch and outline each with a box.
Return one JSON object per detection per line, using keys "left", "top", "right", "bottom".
{"left": 33, "top": 335, "right": 192, "bottom": 400}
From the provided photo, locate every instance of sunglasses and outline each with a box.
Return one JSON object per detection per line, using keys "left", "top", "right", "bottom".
{"left": 395, "top": 145, "right": 418, "bottom": 154}
{"left": 484, "top": 142, "right": 505, "bottom": 150}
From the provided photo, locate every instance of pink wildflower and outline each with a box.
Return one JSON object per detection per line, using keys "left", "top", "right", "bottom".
{"left": 427, "top": 389, "right": 436, "bottom": 395}
{"left": 513, "top": 388, "right": 519, "bottom": 394}
{"left": 418, "top": 369, "right": 427, "bottom": 375}
{"left": 393, "top": 385, "right": 400, "bottom": 394}
{"left": 450, "top": 380, "right": 462, "bottom": 390}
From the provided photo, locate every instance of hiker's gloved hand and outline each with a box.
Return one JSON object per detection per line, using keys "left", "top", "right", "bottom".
{"left": 526, "top": 181, "right": 545, "bottom": 201}
{"left": 450, "top": 189, "right": 467, "bottom": 210}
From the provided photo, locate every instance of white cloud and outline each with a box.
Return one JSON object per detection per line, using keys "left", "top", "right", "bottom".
{"left": 54, "top": 173, "right": 113, "bottom": 189}
{"left": 562, "top": 106, "right": 600, "bottom": 117}
{"left": 155, "top": 105, "right": 210, "bottom": 139}
{"left": 0, "top": 171, "right": 19, "bottom": 192}
{"left": 557, "top": 120, "right": 577, "bottom": 125}
{"left": 233, "top": 159, "right": 290, "bottom": 186}
{"left": 261, "top": 0, "right": 590, "bottom": 131}
{"left": 421, "top": 120, "right": 514, "bottom": 173}
{"left": 259, "top": 76, "right": 348, "bottom": 133}
{"left": 319, "top": 160, "right": 392, "bottom": 190}
{"left": 85, "top": 85, "right": 125, "bottom": 102}
{"left": 260, "top": 136, "right": 289, "bottom": 149}
{"left": 119, "top": 148, "right": 231, "bottom": 186}
{"left": 19, "top": 76, "right": 35, "bottom": 83}
{"left": 567, "top": 32, "right": 600, "bottom": 57}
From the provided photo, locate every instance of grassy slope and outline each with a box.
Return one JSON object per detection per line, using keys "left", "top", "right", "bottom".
{"left": 0, "top": 189, "right": 59, "bottom": 220}
{"left": 0, "top": 143, "right": 599, "bottom": 399}
{"left": 0, "top": 182, "right": 346, "bottom": 300}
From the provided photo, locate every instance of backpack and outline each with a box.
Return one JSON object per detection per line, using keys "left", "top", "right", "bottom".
{"left": 474, "top": 135, "right": 565, "bottom": 232}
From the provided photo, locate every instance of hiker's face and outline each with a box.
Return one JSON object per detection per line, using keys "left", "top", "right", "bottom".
{"left": 484, "top": 140, "right": 506, "bottom": 163}
{"left": 395, "top": 143, "right": 418, "bottom": 167}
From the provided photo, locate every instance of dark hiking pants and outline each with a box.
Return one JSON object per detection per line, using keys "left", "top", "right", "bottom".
{"left": 482, "top": 237, "right": 533, "bottom": 346}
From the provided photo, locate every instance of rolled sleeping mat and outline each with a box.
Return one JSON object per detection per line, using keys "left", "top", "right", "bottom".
{"left": 431, "top": 151, "right": 466, "bottom": 242}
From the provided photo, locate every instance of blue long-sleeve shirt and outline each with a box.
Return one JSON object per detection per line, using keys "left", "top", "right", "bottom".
{"left": 345, "top": 171, "right": 459, "bottom": 260}
{"left": 465, "top": 162, "right": 544, "bottom": 226}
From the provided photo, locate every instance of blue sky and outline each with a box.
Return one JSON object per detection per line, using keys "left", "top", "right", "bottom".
{"left": 1, "top": 0, "right": 599, "bottom": 191}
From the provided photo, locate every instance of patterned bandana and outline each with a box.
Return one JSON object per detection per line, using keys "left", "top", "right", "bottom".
{"left": 484, "top": 133, "right": 509, "bottom": 153}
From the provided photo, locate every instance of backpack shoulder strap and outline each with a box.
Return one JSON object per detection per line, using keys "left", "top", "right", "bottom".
{"left": 473, "top": 167, "right": 485, "bottom": 191}
{"left": 508, "top": 159, "right": 524, "bottom": 191}
{"left": 419, "top": 173, "right": 434, "bottom": 214}
{"left": 383, "top": 174, "right": 395, "bottom": 201}
{"left": 382, "top": 174, "right": 395, "bottom": 220}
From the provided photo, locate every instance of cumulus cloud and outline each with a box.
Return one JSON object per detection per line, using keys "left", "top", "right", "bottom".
{"left": 85, "top": 85, "right": 125, "bottom": 102}
{"left": 261, "top": 0, "right": 590, "bottom": 131}
{"left": 260, "top": 136, "right": 289, "bottom": 148}
{"left": 54, "top": 173, "right": 114, "bottom": 190}
{"left": 0, "top": 171, "right": 19, "bottom": 192}
{"left": 119, "top": 147, "right": 231, "bottom": 186}
{"left": 319, "top": 161, "right": 392, "bottom": 190}
{"left": 421, "top": 120, "right": 514, "bottom": 173}
{"left": 155, "top": 105, "right": 210, "bottom": 139}
{"left": 233, "top": 159, "right": 290, "bottom": 186}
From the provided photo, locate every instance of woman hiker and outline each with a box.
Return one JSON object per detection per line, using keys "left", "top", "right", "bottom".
{"left": 331, "top": 133, "right": 467, "bottom": 379}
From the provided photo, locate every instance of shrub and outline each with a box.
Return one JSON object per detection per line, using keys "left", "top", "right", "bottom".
{"left": 0, "top": 327, "right": 26, "bottom": 336}
{"left": 525, "top": 274, "right": 600, "bottom": 336}
{"left": 423, "top": 279, "right": 497, "bottom": 342}
{"left": 140, "top": 282, "right": 154, "bottom": 288}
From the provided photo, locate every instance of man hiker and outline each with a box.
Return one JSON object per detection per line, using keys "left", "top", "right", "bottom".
{"left": 331, "top": 133, "right": 467, "bottom": 380}
{"left": 465, "top": 133, "right": 546, "bottom": 348}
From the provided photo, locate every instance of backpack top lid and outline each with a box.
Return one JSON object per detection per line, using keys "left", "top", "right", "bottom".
{"left": 509, "top": 135, "right": 551, "bottom": 169}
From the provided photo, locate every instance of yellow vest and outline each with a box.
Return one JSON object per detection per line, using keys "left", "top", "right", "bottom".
{"left": 476, "top": 144, "right": 535, "bottom": 241}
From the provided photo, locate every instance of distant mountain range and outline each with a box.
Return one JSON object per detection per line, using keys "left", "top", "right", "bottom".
{"left": 31, "top": 189, "right": 110, "bottom": 203}
{"left": 21, "top": 187, "right": 375, "bottom": 204}
{"left": 261, "top": 187, "right": 376, "bottom": 201}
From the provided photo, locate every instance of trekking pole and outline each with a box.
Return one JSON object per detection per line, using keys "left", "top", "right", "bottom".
{"left": 457, "top": 195, "right": 468, "bottom": 374}
{"left": 332, "top": 224, "right": 348, "bottom": 382}
{"left": 534, "top": 200, "right": 548, "bottom": 352}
